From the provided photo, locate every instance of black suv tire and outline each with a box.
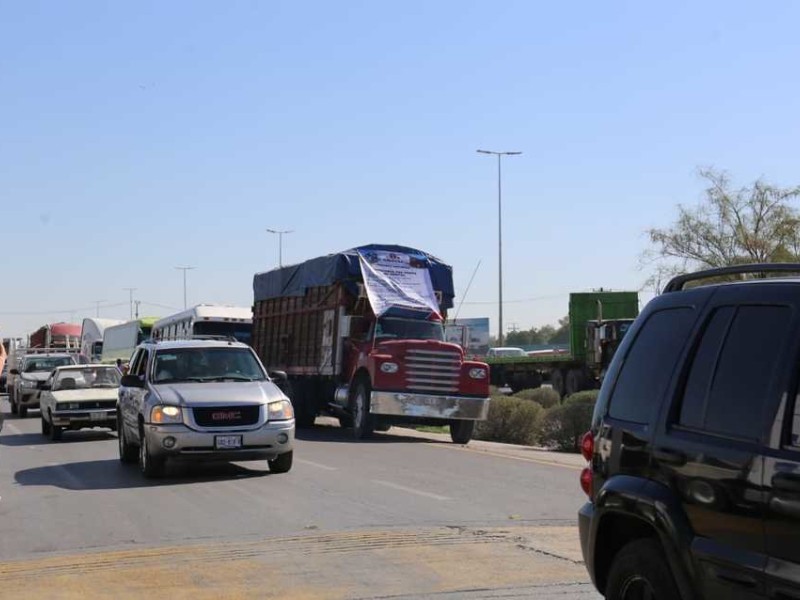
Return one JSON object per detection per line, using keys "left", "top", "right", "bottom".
{"left": 605, "top": 538, "right": 680, "bottom": 600}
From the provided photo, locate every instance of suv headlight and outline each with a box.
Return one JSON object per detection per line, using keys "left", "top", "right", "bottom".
{"left": 380, "top": 362, "right": 399, "bottom": 374}
{"left": 20, "top": 378, "right": 38, "bottom": 389}
{"left": 468, "top": 368, "right": 487, "bottom": 380}
{"left": 268, "top": 400, "right": 294, "bottom": 421}
{"left": 151, "top": 405, "right": 183, "bottom": 424}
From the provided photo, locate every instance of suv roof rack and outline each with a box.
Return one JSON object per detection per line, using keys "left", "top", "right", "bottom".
{"left": 663, "top": 263, "right": 800, "bottom": 293}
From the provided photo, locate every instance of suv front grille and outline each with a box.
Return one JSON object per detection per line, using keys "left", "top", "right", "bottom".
{"left": 192, "top": 405, "right": 261, "bottom": 427}
{"left": 404, "top": 349, "right": 461, "bottom": 393}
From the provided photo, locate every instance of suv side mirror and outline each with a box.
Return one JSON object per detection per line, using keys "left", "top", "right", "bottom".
{"left": 269, "top": 370, "right": 288, "bottom": 384}
{"left": 9, "top": 369, "right": 18, "bottom": 376}
{"left": 121, "top": 374, "right": 145, "bottom": 388}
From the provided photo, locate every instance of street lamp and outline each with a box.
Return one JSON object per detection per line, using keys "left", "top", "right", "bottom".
{"left": 266, "top": 228, "right": 293, "bottom": 268}
{"left": 174, "top": 266, "right": 196, "bottom": 309}
{"left": 477, "top": 149, "right": 522, "bottom": 347}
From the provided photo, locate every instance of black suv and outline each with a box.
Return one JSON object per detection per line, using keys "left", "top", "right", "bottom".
{"left": 579, "top": 264, "right": 800, "bottom": 600}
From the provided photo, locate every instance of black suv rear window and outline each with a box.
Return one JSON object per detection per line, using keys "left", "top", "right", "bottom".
{"left": 678, "top": 305, "right": 791, "bottom": 440}
{"left": 608, "top": 308, "right": 694, "bottom": 424}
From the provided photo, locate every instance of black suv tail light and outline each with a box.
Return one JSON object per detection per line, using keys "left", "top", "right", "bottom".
{"left": 580, "top": 468, "right": 593, "bottom": 497}
{"left": 580, "top": 431, "right": 594, "bottom": 462}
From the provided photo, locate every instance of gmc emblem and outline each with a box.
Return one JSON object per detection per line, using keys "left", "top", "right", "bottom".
{"left": 211, "top": 411, "right": 241, "bottom": 421}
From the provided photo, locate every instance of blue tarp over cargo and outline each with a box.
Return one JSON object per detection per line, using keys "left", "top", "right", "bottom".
{"left": 253, "top": 244, "right": 455, "bottom": 310}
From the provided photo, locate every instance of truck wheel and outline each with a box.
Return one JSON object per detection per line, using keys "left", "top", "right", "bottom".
{"left": 450, "top": 420, "right": 475, "bottom": 444}
{"left": 605, "top": 538, "right": 679, "bottom": 600}
{"left": 351, "top": 379, "right": 375, "bottom": 440}
{"left": 118, "top": 416, "right": 137, "bottom": 464}
{"left": 139, "top": 429, "right": 165, "bottom": 478}
{"left": 550, "top": 370, "right": 565, "bottom": 399}
{"left": 268, "top": 450, "right": 293, "bottom": 474}
{"left": 337, "top": 415, "right": 354, "bottom": 429}
{"left": 565, "top": 369, "right": 585, "bottom": 397}
{"left": 292, "top": 380, "right": 317, "bottom": 429}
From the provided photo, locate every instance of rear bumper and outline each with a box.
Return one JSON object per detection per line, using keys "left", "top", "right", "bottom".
{"left": 578, "top": 502, "right": 598, "bottom": 590}
{"left": 143, "top": 420, "right": 295, "bottom": 461}
{"left": 52, "top": 408, "right": 116, "bottom": 428}
{"left": 370, "top": 391, "right": 489, "bottom": 420}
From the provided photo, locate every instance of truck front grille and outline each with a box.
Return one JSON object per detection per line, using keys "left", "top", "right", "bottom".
{"left": 192, "top": 405, "right": 261, "bottom": 427}
{"left": 405, "top": 349, "right": 461, "bottom": 393}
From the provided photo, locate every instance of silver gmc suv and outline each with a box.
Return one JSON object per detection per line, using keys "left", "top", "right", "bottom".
{"left": 117, "top": 339, "right": 295, "bottom": 478}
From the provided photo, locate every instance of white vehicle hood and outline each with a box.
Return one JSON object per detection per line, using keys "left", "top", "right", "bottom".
{"left": 152, "top": 381, "right": 287, "bottom": 406}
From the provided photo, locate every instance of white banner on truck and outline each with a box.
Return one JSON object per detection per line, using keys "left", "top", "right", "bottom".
{"left": 357, "top": 250, "right": 441, "bottom": 318}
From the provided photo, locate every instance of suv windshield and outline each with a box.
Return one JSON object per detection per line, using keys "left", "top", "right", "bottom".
{"left": 23, "top": 356, "right": 75, "bottom": 372}
{"left": 54, "top": 367, "right": 120, "bottom": 390}
{"left": 374, "top": 317, "right": 445, "bottom": 341}
{"left": 152, "top": 347, "right": 267, "bottom": 383}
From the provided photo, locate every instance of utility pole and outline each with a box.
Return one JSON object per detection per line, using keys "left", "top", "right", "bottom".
{"left": 476, "top": 149, "right": 522, "bottom": 346}
{"left": 134, "top": 300, "right": 141, "bottom": 319}
{"left": 122, "top": 288, "right": 137, "bottom": 320}
{"left": 266, "top": 229, "right": 293, "bottom": 268}
{"left": 93, "top": 300, "right": 105, "bottom": 318}
{"left": 174, "top": 266, "right": 196, "bottom": 309}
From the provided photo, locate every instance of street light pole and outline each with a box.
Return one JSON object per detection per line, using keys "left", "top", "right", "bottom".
{"left": 122, "top": 288, "right": 137, "bottom": 320}
{"left": 266, "top": 228, "right": 294, "bottom": 268}
{"left": 477, "top": 149, "right": 522, "bottom": 347}
{"left": 174, "top": 266, "right": 196, "bottom": 309}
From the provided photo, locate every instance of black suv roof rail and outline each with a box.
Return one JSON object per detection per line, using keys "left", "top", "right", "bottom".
{"left": 663, "top": 263, "right": 800, "bottom": 293}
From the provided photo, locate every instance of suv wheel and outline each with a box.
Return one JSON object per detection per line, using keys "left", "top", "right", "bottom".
{"left": 139, "top": 429, "right": 165, "bottom": 478}
{"left": 118, "top": 416, "right": 137, "bottom": 464}
{"left": 268, "top": 450, "right": 293, "bottom": 474}
{"left": 606, "top": 539, "right": 679, "bottom": 600}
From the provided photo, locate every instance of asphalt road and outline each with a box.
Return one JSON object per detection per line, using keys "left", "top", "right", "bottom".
{"left": 0, "top": 398, "right": 600, "bottom": 599}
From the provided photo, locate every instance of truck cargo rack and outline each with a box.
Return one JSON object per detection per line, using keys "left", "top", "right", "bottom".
{"left": 663, "top": 263, "right": 800, "bottom": 293}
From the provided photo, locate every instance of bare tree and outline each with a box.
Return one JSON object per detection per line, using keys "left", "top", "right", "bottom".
{"left": 643, "top": 169, "right": 800, "bottom": 285}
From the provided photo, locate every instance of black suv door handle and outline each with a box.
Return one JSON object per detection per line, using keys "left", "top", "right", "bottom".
{"left": 772, "top": 472, "right": 800, "bottom": 493}
{"left": 653, "top": 447, "right": 687, "bottom": 466}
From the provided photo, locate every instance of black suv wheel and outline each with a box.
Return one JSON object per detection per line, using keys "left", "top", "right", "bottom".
{"left": 606, "top": 539, "right": 679, "bottom": 600}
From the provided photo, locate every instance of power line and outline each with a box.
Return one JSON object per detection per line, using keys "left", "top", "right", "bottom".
{"left": 0, "top": 302, "right": 129, "bottom": 316}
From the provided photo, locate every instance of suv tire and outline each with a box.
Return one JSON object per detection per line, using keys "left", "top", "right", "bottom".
{"left": 605, "top": 538, "right": 680, "bottom": 600}
{"left": 118, "top": 416, "right": 137, "bottom": 464}
{"left": 139, "top": 429, "right": 165, "bottom": 478}
{"left": 268, "top": 450, "right": 293, "bottom": 474}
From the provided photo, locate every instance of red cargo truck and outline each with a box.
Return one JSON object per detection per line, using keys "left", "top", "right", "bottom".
{"left": 29, "top": 323, "right": 82, "bottom": 349}
{"left": 252, "top": 244, "right": 491, "bottom": 443}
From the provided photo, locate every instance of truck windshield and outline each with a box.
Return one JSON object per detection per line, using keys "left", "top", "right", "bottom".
{"left": 374, "top": 318, "right": 444, "bottom": 341}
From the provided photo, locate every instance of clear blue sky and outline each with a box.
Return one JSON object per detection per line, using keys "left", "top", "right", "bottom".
{"left": 2, "top": 1, "right": 799, "bottom": 339}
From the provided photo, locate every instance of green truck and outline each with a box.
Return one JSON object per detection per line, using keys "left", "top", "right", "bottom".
{"left": 486, "top": 291, "right": 639, "bottom": 396}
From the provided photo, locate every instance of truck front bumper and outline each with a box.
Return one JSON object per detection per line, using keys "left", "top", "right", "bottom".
{"left": 370, "top": 391, "right": 489, "bottom": 420}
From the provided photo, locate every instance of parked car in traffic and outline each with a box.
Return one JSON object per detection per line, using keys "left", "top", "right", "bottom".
{"left": 117, "top": 338, "right": 295, "bottom": 478}
{"left": 39, "top": 364, "right": 120, "bottom": 441}
{"left": 579, "top": 263, "right": 800, "bottom": 600}
{"left": 10, "top": 352, "right": 79, "bottom": 417}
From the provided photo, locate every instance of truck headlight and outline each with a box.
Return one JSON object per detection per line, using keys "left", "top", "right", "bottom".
{"left": 468, "top": 368, "right": 487, "bottom": 380}
{"left": 268, "top": 400, "right": 294, "bottom": 421}
{"left": 151, "top": 405, "right": 183, "bottom": 424}
{"left": 380, "top": 362, "right": 399, "bottom": 374}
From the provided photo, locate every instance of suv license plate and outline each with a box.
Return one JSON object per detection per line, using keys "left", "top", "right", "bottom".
{"left": 215, "top": 435, "right": 242, "bottom": 450}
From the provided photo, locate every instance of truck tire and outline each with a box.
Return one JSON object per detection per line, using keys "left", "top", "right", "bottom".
{"left": 351, "top": 378, "right": 375, "bottom": 440}
{"left": 268, "top": 450, "right": 293, "bottom": 474}
{"left": 550, "top": 369, "right": 565, "bottom": 398}
{"left": 450, "top": 420, "right": 475, "bottom": 444}
{"left": 605, "top": 538, "right": 680, "bottom": 600}
{"left": 292, "top": 380, "right": 317, "bottom": 429}
{"left": 565, "top": 369, "right": 585, "bottom": 397}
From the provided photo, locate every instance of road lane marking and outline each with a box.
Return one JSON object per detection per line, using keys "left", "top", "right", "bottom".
{"left": 371, "top": 479, "right": 451, "bottom": 501}
{"left": 425, "top": 442, "right": 584, "bottom": 471}
{"left": 296, "top": 459, "right": 338, "bottom": 471}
